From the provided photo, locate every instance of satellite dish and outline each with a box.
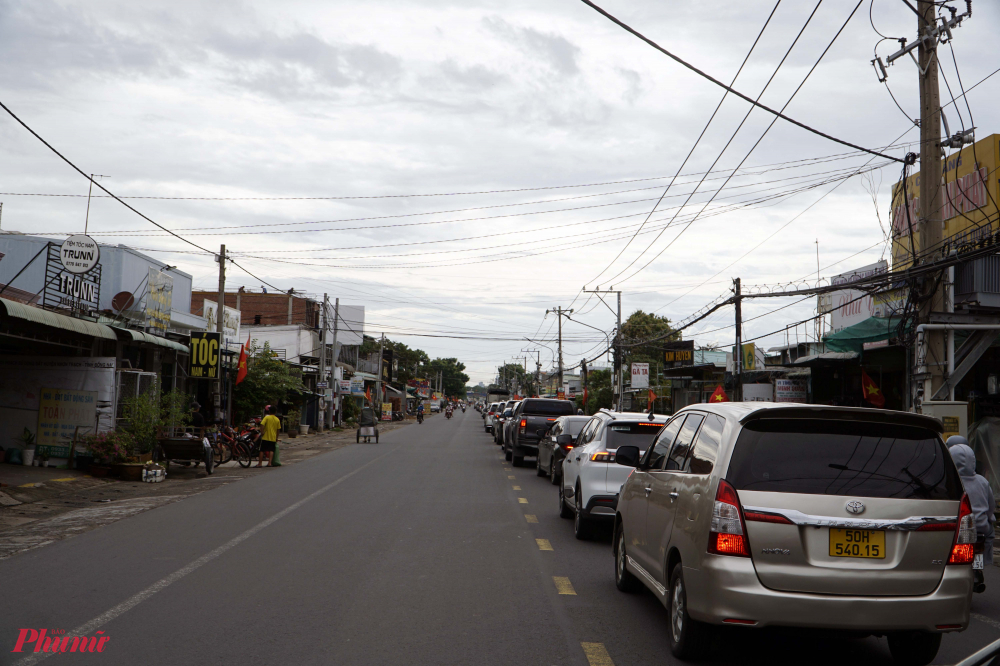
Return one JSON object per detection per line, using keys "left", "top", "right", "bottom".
{"left": 111, "top": 291, "right": 135, "bottom": 313}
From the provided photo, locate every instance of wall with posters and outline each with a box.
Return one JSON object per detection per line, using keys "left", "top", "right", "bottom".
{"left": 0, "top": 356, "right": 116, "bottom": 455}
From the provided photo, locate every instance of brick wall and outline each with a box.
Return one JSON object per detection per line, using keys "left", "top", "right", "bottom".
{"left": 191, "top": 291, "right": 320, "bottom": 328}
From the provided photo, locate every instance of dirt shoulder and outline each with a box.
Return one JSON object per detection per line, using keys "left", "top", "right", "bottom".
{"left": 0, "top": 419, "right": 414, "bottom": 560}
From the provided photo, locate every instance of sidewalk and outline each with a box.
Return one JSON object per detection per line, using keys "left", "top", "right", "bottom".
{"left": 0, "top": 419, "right": 414, "bottom": 560}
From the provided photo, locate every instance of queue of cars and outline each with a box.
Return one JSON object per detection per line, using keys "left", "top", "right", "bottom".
{"left": 480, "top": 398, "right": 976, "bottom": 666}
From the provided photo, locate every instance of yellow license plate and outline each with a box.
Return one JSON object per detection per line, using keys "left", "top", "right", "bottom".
{"left": 829, "top": 528, "right": 885, "bottom": 559}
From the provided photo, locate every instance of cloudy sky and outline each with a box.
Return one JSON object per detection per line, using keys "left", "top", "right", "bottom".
{"left": 2, "top": 0, "right": 998, "bottom": 383}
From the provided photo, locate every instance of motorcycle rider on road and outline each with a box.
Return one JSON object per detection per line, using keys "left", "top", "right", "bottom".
{"left": 416, "top": 402, "right": 424, "bottom": 424}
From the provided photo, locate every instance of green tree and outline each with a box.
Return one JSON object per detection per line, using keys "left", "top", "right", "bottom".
{"left": 426, "top": 357, "right": 470, "bottom": 398}
{"left": 620, "top": 310, "right": 679, "bottom": 367}
{"left": 233, "top": 341, "right": 307, "bottom": 422}
{"left": 495, "top": 362, "right": 537, "bottom": 396}
{"left": 575, "top": 369, "right": 612, "bottom": 415}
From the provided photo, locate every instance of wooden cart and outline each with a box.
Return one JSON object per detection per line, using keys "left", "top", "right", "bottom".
{"left": 357, "top": 408, "right": 379, "bottom": 443}
{"left": 153, "top": 436, "right": 214, "bottom": 474}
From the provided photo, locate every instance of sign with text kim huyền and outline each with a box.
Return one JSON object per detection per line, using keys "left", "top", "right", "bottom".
{"left": 189, "top": 332, "right": 221, "bottom": 379}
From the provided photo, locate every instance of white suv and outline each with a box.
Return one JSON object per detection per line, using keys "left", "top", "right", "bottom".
{"left": 559, "top": 410, "right": 668, "bottom": 539}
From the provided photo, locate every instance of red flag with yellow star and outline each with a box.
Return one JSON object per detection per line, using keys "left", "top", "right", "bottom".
{"left": 861, "top": 369, "right": 885, "bottom": 408}
{"left": 235, "top": 331, "right": 250, "bottom": 385}
{"left": 709, "top": 385, "right": 729, "bottom": 403}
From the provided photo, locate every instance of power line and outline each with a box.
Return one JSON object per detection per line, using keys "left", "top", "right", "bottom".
{"left": 577, "top": 0, "right": 904, "bottom": 163}
{"left": 586, "top": 0, "right": 783, "bottom": 287}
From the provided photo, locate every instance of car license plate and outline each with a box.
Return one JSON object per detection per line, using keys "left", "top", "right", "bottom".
{"left": 829, "top": 528, "right": 885, "bottom": 559}
{"left": 974, "top": 553, "right": 984, "bottom": 570}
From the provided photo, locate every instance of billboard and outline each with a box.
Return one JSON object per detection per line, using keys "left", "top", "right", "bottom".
{"left": 891, "top": 134, "right": 999, "bottom": 270}
{"left": 818, "top": 261, "right": 889, "bottom": 334}
{"left": 146, "top": 268, "right": 173, "bottom": 335}
{"left": 202, "top": 299, "right": 241, "bottom": 349}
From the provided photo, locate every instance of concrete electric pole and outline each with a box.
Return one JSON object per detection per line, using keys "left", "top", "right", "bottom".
{"left": 216, "top": 244, "right": 226, "bottom": 423}
{"left": 546, "top": 306, "right": 574, "bottom": 395}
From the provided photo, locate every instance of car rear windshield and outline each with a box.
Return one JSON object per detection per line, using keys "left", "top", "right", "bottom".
{"left": 606, "top": 422, "right": 664, "bottom": 450}
{"left": 521, "top": 399, "right": 575, "bottom": 416}
{"left": 726, "top": 419, "right": 962, "bottom": 500}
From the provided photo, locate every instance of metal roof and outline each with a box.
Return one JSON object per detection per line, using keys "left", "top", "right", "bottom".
{"left": 112, "top": 326, "right": 190, "bottom": 353}
{"left": 0, "top": 297, "right": 117, "bottom": 340}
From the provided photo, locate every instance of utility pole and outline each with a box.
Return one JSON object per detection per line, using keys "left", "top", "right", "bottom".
{"left": 319, "top": 293, "right": 328, "bottom": 432}
{"left": 546, "top": 306, "right": 574, "bottom": 397}
{"left": 522, "top": 348, "right": 540, "bottom": 396}
{"left": 377, "top": 333, "right": 385, "bottom": 417}
{"left": 216, "top": 244, "right": 226, "bottom": 424}
{"left": 581, "top": 358, "right": 589, "bottom": 413}
{"left": 882, "top": 0, "right": 971, "bottom": 410}
{"left": 583, "top": 288, "right": 622, "bottom": 409}
{"left": 734, "top": 278, "right": 743, "bottom": 403}
{"left": 331, "top": 298, "right": 340, "bottom": 426}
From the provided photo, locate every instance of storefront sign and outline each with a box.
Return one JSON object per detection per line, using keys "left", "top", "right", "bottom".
{"left": 630, "top": 363, "right": 649, "bottom": 389}
{"left": 44, "top": 244, "right": 101, "bottom": 313}
{"left": 338, "top": 379, "right": 352, "bottom": 394}
{"left": 202, "top": 298, "right": 241, "bottom": 348}
{"left": 663, "top": 340, "right": 694, "bottom": 366}
{"left": 863, "top": 339, "right": 890, "bottom": 351}
{"left": 146, "top": 269, "right": 173, "bottom": 335}
{"left": 742, "top": 383, "right": 773, "bottom": 402}
{"left": 189, "top": 332, "right": 221, "bottom": 378}
{"left": 381, "top": 403, "right": 392, "bottom": 421}
{"left": 60, "top": 235, "right": 100, "bottom": 274}
{"left": 350, "top": 376, "right": 366, "bottom": 395}
{"left": 36, "top": 388, "right": 98, "bottom": 458}
{"left": 775, "top": 378, "right": 807, "bottom": 403}
{"left": 892, "top": 134, "right": 1000, "bottom": 269}
{"left": 820, "top": 261, "right": 889, "bottom": 334}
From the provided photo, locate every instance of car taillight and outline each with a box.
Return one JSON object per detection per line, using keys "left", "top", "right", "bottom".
{"left": 590, "top": 452, "right": 614, "bottom": 463}
{"left": 519, "top": 419, "right": 526, "bottom": 434}
{"left": 708, "top": 480, "right": 750, "bottom": 557}
{"left": 948, "top": 494, "right": 976, "bottom": 565}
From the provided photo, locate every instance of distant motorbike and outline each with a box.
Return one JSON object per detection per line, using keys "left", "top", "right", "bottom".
{"left": 461, "top": 406, "right": 466, "bottom": 413}
{"left": 446, "top": 410, "right": 453, "bottom": 419}
{"left": 417, "top": 412, "right": 424, "bottom": 424}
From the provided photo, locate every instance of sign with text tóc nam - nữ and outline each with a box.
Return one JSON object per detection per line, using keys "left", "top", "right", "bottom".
{"left": 189, "top": 332, "right": 221, "bottom": 379}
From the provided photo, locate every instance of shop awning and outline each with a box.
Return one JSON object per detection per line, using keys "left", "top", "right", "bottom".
{"left": 824, "top": 317, "right": 902, "bottom": 354}
{"left": 791, "top": 351, "right": 859, "bottom": 366}
{"left": 0, "top": 297, "right": 117, "bottom": 340}
{"left": 112, "top": 327, "right": 190, "bottom": 353}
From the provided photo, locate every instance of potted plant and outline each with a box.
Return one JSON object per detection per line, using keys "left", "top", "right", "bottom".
{"left": 17, "top": 428, "right": 36, "bottom": 466}
{"left": 83, "top": 431, "right": 136, "bottom": 478}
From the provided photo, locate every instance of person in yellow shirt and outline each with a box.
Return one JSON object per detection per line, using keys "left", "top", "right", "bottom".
{"left": 257, "top": 405, "right": 281, "bottom": 468}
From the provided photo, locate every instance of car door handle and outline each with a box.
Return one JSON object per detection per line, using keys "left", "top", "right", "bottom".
{"left": 644, "top": 486, "right": 652, "bottom": 496}
{"left": 669, "top": 491, "right": 679, "bottom": 501}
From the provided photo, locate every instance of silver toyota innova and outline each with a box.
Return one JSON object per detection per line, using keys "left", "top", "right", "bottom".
{"left": 612, "top": 403, "right": 974, "bottom": 666}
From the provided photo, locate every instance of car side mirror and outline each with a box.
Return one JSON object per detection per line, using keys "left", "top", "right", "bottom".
{"left": 615, "top": 445, "right": 641, "bottom": 467}
{"left": 556, "top": 434, "right": 573, "bottom": 445}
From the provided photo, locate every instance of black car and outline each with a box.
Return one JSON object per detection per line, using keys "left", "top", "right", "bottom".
{"left": 535, "top": 415, "right": 592, "bottom": 483}
{"left": 505, "top": 398, "right": 576, "bottom": 467}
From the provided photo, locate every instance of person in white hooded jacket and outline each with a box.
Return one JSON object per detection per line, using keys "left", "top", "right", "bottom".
{"left": 948, "top": 440, "right": 995, "bottom": 593}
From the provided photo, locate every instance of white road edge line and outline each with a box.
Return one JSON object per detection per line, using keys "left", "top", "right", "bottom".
{"left": 14, "top": 448, "right": 395, "bottom": 666}
{"left": 973, "top": 613, "right": 1000, "bottom": 631}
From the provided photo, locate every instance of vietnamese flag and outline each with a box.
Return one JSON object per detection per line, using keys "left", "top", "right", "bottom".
{"left": 235, "top": 331, "right": 250, "bottom": 385}
{"left": 648, "top": 388, "right": 657, "bottom": 406}
{"left": 709, "top": 385, "right": 729, "bottom": 403}
{"left": 862, "top": 369, "right": 885, "bottom": 408}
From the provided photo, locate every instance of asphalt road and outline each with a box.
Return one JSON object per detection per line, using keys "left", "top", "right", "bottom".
{"left": 2, "top": 410, "right": 1000, "bottom": 665}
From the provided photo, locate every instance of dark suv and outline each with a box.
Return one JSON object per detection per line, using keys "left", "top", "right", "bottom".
{"left": 505, "top": 398, "right": 576, "bottom": 467}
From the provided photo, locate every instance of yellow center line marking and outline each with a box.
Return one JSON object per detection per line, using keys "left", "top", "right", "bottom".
{"left": 52, "top": 477, "right": 77, "bottom": 482}
{"left": 518, "top": 497, "right": 528, "bottom": 504}
{"left": 512, "top": 485, "right": 521, "bottom": 490}
{"left": 536, "top": 538, "right": 553, "bottom": 551}
{"left": 508, "top": 475, "right": 515, "bottom": 479}
{"left": 525, "top": 514, "right": 538, "bottom": 523}
{"left": 553, "top": 576, "right": 576, "bottom": 595}
{"left": 581, "top": 642, "right": 614, "bottom": 666}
